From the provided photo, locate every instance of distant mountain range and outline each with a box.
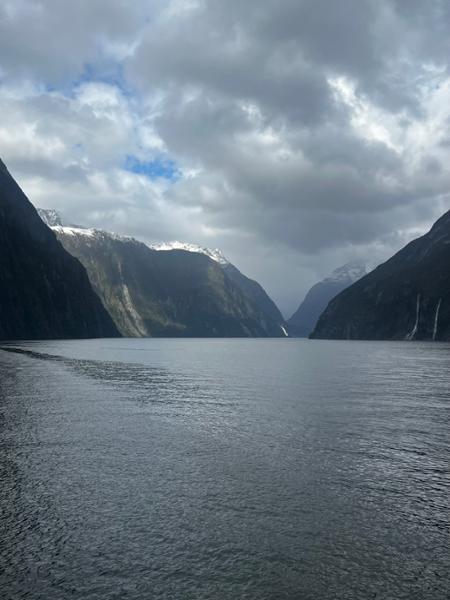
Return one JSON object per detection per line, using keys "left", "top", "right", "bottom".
{"left": 0, "top": 160, "right": 118, "bottom": 340}
{"left": 288, "top": 262, "right": 367, "bottom": 337}
{"left": 6, "top": 154, "right": 450, "bottom": 343}
{"left": 38, "top": 210, "right": 287, "bottom": 338}
{"left": 311, "top": 211, "right": 450, "bottom": 341}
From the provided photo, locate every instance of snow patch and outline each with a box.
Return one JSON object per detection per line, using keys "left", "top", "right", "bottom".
{"left": 38, "top": 208, "right": 63, "bottom": 227}
{"left": 148, "top": 241, "right": 229, "bottom": 265}
{"left": 324, "top": 261, "right": 367, "bottom": 284}
{"left": 51, "top": 225, "right": 137, "bottom": 244}
{"left": 38, "top": 209, "right": 229, "bottom": 265}
{"left": 52, "top": 225, "right": 98, "bottom": 238}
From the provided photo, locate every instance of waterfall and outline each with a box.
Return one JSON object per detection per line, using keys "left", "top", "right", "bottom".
{"left": 406, "top": 294, "right": 421, "bottom": 341}
{"left": 432, "top": 299, "right": 442, "bottom": 341}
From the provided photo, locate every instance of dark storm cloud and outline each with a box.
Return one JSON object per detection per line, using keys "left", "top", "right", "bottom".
{"left": 0, "top": 0, "right": 154, "bottom": 82}
{"left": 125, "top": 0, "right": 450, "bottom": 256}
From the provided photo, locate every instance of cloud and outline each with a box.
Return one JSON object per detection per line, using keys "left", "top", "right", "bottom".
{"left": 0, "top": 0, "right": 154, "bottom": 82}
{"left": 1, "top": 0, "right": 450, "bottom": 316}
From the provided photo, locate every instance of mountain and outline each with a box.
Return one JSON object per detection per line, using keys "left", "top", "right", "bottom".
{"left": 148, "top": 241, "right": 229, "bottom": 265}
{"left": 0, "top": 160, "right": 119, "bottom": 340}
{"left": 311, "top": 211, "right": 450, "bottom": 341}
{"left": 37, "top": 212, "right": 287, "bottom": 338}
{"left": 37, "top": 208, "right": 63, "bottom": 227}
{"left": 222, "top": 263, "right": 286, "bottom": 332}
{"left": 288, "top": 262, "right": 367, "bottom": 337}
{"left": 149, "top": 240, "right": 286, "bottom": 332}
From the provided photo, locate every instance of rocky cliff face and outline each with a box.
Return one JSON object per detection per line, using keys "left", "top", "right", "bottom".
{"left": 311, "top": 211, "right": 450, "bottom": 341}
{"left": 222, "top": 263, "right": 286, "bottom": 331}
{"left": 288, "top": 262, "right": 367, "bottom": 337}
{"left": 149, "top": 239, "right": 287, "bottom": 332}
{"left": 43, "top": 219, "right": 286, "bottom": 338}
{"left": 0, "top": 160, "right": 119, "bottom": 340}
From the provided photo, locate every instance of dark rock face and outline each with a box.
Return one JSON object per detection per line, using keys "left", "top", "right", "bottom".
{"left": 288, "top": 262, "right": 367, "bottom": 337}
{"left": 222, "top": 263, "right": 286, "bottom": 330}
{"left": 311, "top": 211, "right": 450, "bottom": 341}
{"left": 0, "top": 159, "right": 119, "bottom": 340}
{"left": 53, "top": 227, "right": 286, "bottom": 338}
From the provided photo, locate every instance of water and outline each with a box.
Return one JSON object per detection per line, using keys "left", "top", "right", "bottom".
{"left": 0, "top": 338, "right": 449, "bottom": 600}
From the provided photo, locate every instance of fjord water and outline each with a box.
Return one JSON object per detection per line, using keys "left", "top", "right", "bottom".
{"left": 1, "top": 339, "right": 449, "bottom": 599}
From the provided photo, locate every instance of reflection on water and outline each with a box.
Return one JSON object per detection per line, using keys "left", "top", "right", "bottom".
{"left": 1, "top": 339, "right": 450, "bottom": 599}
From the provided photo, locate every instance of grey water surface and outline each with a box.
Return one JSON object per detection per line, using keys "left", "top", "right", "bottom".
{"left": 0, "top": 338, "right": 449, "bottom": 599}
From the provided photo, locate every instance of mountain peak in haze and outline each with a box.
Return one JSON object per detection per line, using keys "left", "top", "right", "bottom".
{"left": 37, "top": 208, "right": 64, "bottom": 227}
{"left": 288, "top": 260, "right": 368, "bottom": 337}
{"left": 324, "top": 261, "right": 368, "bottom": 283}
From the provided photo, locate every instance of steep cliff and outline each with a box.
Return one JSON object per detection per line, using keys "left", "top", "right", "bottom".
{"left": 0, "top": 160, "right": 119, "bottom": 340}
{"left": 311, "top": 212, "right": 450, "bottom": 341}
{"left": 48, "top": 223, "right": 286, "bottom": 337}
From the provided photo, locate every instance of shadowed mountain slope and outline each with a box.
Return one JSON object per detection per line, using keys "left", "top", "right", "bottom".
{"left": 0, "top": 160, "right": 119, "bottom": 340}
{"left": 311, "top": 212, "right": 450, "bottom": 341}
{"left": 42, "top": 218, "right": 287, "bottom": 338}
{"left": 288, "top": 262, "right": 367, "bottom": 337}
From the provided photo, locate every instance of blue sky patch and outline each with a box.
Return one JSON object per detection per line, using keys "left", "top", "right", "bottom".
{"left": 47, "top": 62, "right": 134, "bottom": 98}
{"left": 124, "top": 155, "right": 181, "bottom": 182}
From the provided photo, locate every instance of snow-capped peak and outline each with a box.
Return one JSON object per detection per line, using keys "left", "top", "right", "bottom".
{"left": 147, "top": 241, "right": 229, "bottom": 265}
{"left": 51, "top": 225, "right": 137, "bottom": 244}
{"left": 36, "top": 209, "right": 229, "bottom": 265}
{"left": 324, "top": 261, "right": 367, "bottom": 283}
{"left": 37, "top": 208, "right": 63, "bottom": 227}
{"left": 51, "top": 225, "right": 100, "bottom": 239}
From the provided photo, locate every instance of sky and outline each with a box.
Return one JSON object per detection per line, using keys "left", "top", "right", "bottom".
{"left": 1, "top": 0, "right": 450, "bottom": 317}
